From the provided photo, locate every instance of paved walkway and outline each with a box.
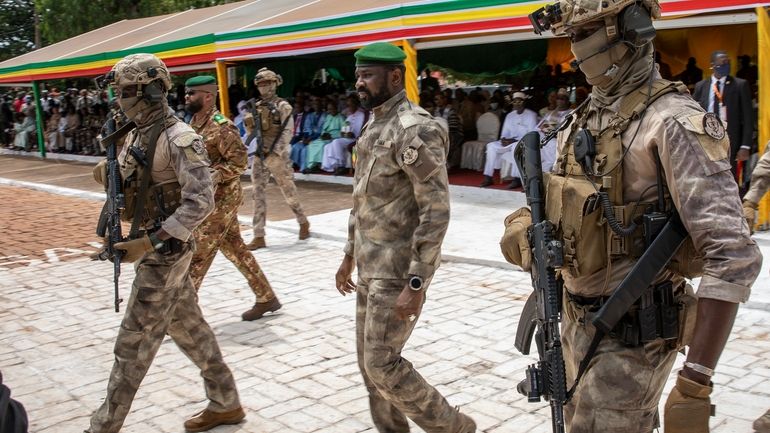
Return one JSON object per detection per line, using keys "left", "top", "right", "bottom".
{"left": 1, "top": 159, "right": 770, "bottom": 432}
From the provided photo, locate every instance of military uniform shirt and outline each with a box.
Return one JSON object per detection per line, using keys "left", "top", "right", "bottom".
{"left": 191, "top": 107, "right": 247, "bottom": 194}
{"left": 120, "top": 116, "right": 214, "bottom": 241}
{"left": 558, "top": 90, "right": 760, "bottom": 303}
{"left": 344, "top": 90, "right": 450, "bottom": 280}
{"left": 745, "top": 145, "right": 770, "bottom": 205}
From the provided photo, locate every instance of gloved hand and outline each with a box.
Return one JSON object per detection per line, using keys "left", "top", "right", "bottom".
{"left": 743, "top": 200, "right": 757, "bottom": 233}
{"left": 114, "top": 235, "right": 154, "bottom": 263}
{"left": 92, "top": 160, "right": 107, "bottom": 185}
{"left": 500, "top": 207, "right": 532, "bottom": 271}
{"left": 664, "top": 373, "right": 713, "bottom": 433}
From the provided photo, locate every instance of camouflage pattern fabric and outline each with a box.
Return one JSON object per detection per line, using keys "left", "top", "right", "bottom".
{"left": 344, "top": 90, "right": 450, "bottom": 281}
{"left": 562, "top": 297, "right": 678, "bottom": 432}
{"left": 250, "top": 96, "right": 307, "bottom": 237}
{"left": 88, "top": 245, "right": 241, "bottom": 433}
{"left": 744, "top": 144, "right": 770, "bottom": 205}
{"left": 189, "top": 107, "right": 275, "bottom": 301}
{"left": 356, "top": 278, "right": 472, "bottom": 433}
{"left": 348, "top": 91, "right": 473, "bottom": 432}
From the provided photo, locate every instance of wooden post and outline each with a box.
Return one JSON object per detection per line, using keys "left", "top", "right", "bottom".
{"left": 402, "top": 39, "right": 419, "bottom": 103}
{"left": 215, "top": 60, "right": 230, "bottom": 118}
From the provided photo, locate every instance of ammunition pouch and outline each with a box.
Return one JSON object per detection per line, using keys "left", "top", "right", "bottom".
{"left": 122, "top": 178, "right": 182, "bottom": 224}
{"left": 567, "top": 281, "right": 694, "bottom": 348}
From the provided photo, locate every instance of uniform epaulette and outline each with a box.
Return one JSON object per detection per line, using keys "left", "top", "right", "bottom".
{"left": 213, "top": 113, "right": 228, "bottom": 125}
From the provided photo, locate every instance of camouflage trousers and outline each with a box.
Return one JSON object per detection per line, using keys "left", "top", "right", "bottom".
{"left": 561, "top": 298, "right": 678, "bottom": 433}
{"left": 356, "top": 278, "right": 469, "bottom": 433}
{"left": 89, "top": 245, "right": 240, "bottom": 433}
{"left": 251, "top": 150, "right": 308, "bottom": 238}
{"left": 189, "top": 192, "right": 275, "bottom": 302}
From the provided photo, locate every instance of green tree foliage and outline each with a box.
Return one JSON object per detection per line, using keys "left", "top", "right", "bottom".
{"left": 0, "top": 0, "right": 37, "bottom": 61}
{"left": 37, "top": 0, "right": 232, "bottom": 47}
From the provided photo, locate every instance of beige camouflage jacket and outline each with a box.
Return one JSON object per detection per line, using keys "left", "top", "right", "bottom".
{"left": 345, "top": 90, "right": 450, "bottom": 280}
{"left": 119, "top": 116, "right": 214, "bottom": 241}
{"left": 558, "top": 90, "right": 761, "bottom": 303}
{"left": 745, "top": 145, "right": 770, "bottom": 206}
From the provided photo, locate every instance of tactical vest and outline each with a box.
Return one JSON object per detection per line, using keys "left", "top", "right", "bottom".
{"left": 547, "top": 79, "right": 703, "bottom": 279}
{"left": 119, "top": 126, "right": 183, "bottom": 228}
{"left": 258, "top": 98, "right": 286, "bottom": 146}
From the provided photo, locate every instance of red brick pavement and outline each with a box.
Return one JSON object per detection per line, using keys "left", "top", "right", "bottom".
{"left": 0, "top": 186, "right": 103, "bottom": 268}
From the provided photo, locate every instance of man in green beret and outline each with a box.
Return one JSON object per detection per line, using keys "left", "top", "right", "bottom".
{"left": 334, "top": 42, "right": 476, "bottom": 433}
{"left": 184, "top": 75, "right": 282, "bottom": 322}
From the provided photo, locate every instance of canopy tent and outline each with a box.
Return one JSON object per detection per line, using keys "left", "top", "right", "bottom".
{"left": 0, "top": 0, "right": 767, "bottom": 84}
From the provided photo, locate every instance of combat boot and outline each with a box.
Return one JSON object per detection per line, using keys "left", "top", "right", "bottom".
{"left": 242, "top": 297, "right": 282, "bottom": 321}
{"left": 246, "top": 237, "right": 266, "bottom": 250}
{"left": 299, "top": 222, "right": 310, "bottom": 240}
{"left": 183, "top": 406, "right": 245, "bottom": 432}
{"left": 754, "top": 409, "right": 770, "bottom": 433}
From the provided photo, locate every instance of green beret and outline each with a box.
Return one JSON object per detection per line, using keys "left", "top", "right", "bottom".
{"left": 185, "top": 75, "right": 217, "bottom": 87}
{"left": 354, "top": 42, "right": 406, "bottom": 66}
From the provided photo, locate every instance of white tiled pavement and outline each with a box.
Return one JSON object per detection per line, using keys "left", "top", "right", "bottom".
{"left": 2, "top": 179, "right": 770, "bottom": 432}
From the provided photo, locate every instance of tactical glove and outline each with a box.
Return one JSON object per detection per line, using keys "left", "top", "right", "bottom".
{"left": 500, "top": 207, "right": 532, "bottom": 271}
{"left": 743, "top": 200, "right": 757, "bottom": 234}
{"left": 664, "top": 373, "right": 713, "bottom": 433}
{"left": 114, "top": 235, "right": 154, "bottom": 263}
{"left": 92, "top": 160, "right": 107, "bottom": 185}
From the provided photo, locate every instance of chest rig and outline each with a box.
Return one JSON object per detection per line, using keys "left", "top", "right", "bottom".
{"left": 120, "top": 123, "right": 182, "bottom": 238}
{"left": 547, "top": 79, "right": 688, "bottom": 278}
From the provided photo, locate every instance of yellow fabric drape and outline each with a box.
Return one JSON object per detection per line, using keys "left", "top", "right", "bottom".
{"left": 402, "top": 39, "right": 419, "bottom": 103}
{"left": 215, "top": 60, "right": 230, "bottom": 118}
{"left": 758, "top": 7, "right": 770, "bottom": 228}
{"left": 546, "top": 37, "right": 575, "bottom": 71}
{"left": 653, "top": 24, "right": 757, "bottom": 78}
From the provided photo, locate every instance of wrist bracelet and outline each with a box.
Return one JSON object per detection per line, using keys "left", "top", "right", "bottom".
{"left": 684, "top": 361, "right": 715, "bottom": 377}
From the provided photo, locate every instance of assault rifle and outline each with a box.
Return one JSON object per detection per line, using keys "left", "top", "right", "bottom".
{"left": 95, "top": 115, "right": 135, "bottom": 312}
{"left": 513, "top": 131, "right": 567, "bottom": 433}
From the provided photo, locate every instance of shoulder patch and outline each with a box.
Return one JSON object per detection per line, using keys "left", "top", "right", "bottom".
{"left": 213, "top": 113, "right": 228, "bottom": 125}
{"left": 680, "top": 113, "right": 729, "bottom": 162}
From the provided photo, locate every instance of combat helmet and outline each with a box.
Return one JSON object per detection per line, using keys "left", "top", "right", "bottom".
{"left": 104, "top": 53, "right": 173, "bottom": 92}
{"left": 530, "top": 0, "right": 661, "bottom": 37}
{"left": 254, "top": 68, "right": 283, "bottom": 86}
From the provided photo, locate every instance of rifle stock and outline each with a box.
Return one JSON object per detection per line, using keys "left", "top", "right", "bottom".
{"left": 513, "top": 131, "right": 567, "bottom": 433}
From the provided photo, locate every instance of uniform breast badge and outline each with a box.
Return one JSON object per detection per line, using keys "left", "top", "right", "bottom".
{"left": 702, "top": 113, "right": 726, "bottom": 141}
{"left": 402, "top": 147, "right": 419, "bottom": 165}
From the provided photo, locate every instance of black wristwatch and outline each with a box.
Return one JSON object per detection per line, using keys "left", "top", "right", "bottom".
{"left": 408, "top": 275, "right": 424, "bottom": 291}
{"left": 148, "top": 232, "right": 165, "bottom": 251}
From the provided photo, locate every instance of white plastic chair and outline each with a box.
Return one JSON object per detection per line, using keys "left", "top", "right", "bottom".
{"left": 460, "top": 112, "right": 500, "bottom": 171}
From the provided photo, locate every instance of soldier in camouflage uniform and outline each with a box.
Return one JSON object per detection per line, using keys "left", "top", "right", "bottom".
{"left": 87, "top": 54, "right": 244, "bottom": 433}
{"left": 744, "top": 147, "right": 770, "bottom": 433}
{"left": 244, "top": 68, "right": 309, "bottom": 250}
{"left": 184, "top": 75, "right": 281, "bottom": 321}
{"left": 500, "top": 1, "right": 761, "bottom": 432}
{"left": 334, "top": 42, "right": 476, "bottom": 433}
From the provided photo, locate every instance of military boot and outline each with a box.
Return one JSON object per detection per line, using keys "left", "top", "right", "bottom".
{"left": 299, "top": 222, "right": 310, "bottom": 240}
{"left": 246, "top": 237, "right": 266, "bottom": 250}
{"left": 242, "top": 297, "right": 282, "bottom": 321}
{"left": 183, "top": 406, "right": 245, "bottom": 432}
{"left": 754, "top": 409, "right": 770, "bottom": 433}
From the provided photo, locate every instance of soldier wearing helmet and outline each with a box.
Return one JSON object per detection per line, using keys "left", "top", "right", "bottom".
{"left": 501, "top": 1, "right": 761, "bottom": 432}
{"left": 87, "top": 54, "right": 245, "bottom": 433}
{"left": 243, "top": 67, "right": 309, "bottom": 250}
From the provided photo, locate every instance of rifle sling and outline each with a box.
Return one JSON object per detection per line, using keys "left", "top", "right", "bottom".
{"left": 100, "top": 120, "right": 136, "bottom": 147}
{"left": 566, "top": 213, "right": 688, "bottom": 400}
{"left": 128, "top": 121, "right": 164, "bottom": 239}
{"left": 250, "top": 115, "right": 291, "bottom": 159}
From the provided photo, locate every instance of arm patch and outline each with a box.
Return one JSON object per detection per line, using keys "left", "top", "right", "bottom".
{"left": 213, "top": 113, "right": 228, "bottom": 125}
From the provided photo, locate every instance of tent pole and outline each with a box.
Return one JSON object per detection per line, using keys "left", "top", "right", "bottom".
{"left": 215, "top": 60, "right": 230, "bottom": 118}
{"left": 758, "top": 6, "right": 769, "bottom": 229}
{"left": 31, "top": 81, "right": 46, "bottom": 158}
{"left": 402, "top": 39, "right": 419, "bottom": 103}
